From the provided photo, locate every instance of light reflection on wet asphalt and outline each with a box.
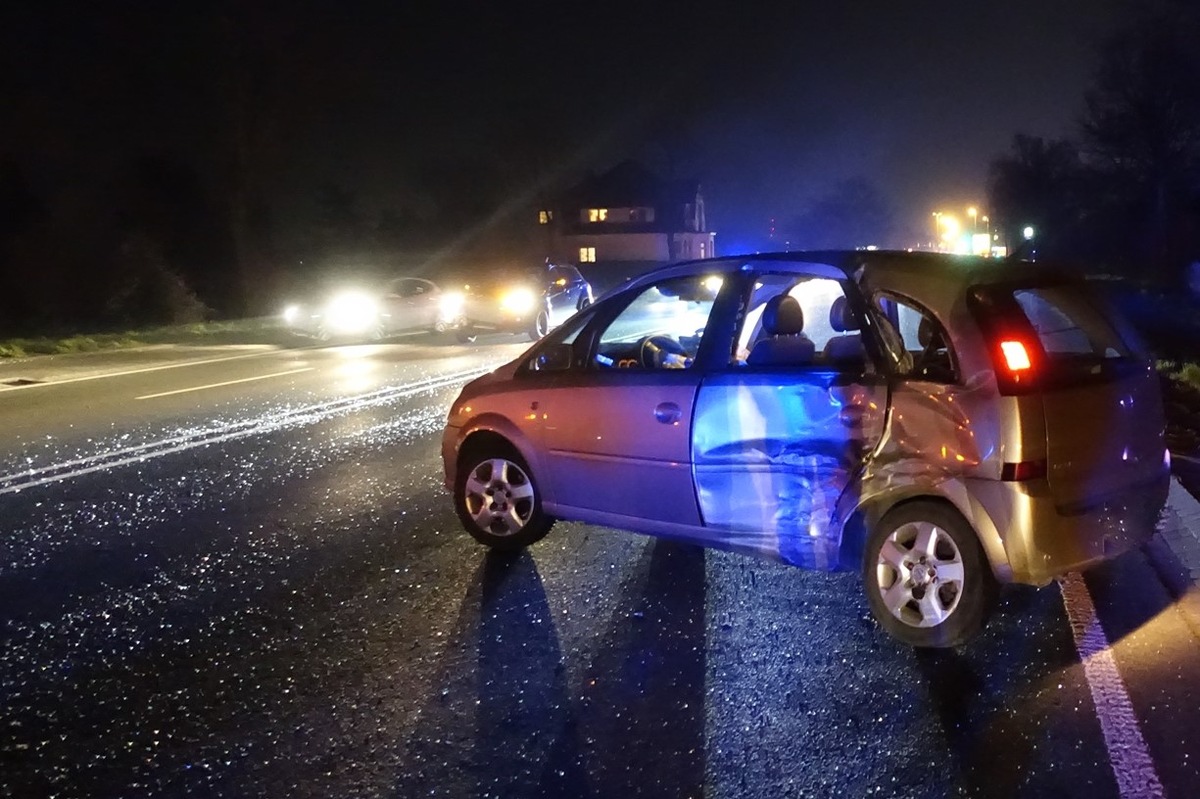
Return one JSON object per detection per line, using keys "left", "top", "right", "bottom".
{"left": 0, "top": 351, "right": 1190, "bottom": 797}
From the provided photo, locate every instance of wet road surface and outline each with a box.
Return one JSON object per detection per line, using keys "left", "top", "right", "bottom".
{"left": 1, "top": 340, "right": 1199, "bottom": 797}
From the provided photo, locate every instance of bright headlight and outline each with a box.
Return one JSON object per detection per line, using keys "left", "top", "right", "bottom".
{"left": 323, "top": 291, "right": 379, "bottom": 335}
{"left": 500, "top": 287, "right": 536, "bottom": 314}
{"left": 439, "top": 291, "right": 465, "bottom": 318}
{"left": 282, "top": 304, "right": 301, "bottom": 324}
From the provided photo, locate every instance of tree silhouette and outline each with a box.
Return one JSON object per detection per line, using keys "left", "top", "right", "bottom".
{"left": 985, "top": 135, "right": 1085, "bottom": 258}
{"left": 1079, "top": 11, "right": 1200, "bottom": 275}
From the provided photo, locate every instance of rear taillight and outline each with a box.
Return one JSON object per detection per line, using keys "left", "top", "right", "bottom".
{"left": 1001, "top": 459, "right": 1047, "bottom": 481}
{"left": 989, "top": 336, "right": 1039, "bottom": 394}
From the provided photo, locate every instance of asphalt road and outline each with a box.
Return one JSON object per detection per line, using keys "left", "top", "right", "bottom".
{"left": 1, "top": 337, "right": 1199, "bottom": 798}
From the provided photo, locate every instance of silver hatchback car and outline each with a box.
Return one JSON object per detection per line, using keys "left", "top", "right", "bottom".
{"left": 441, "top": 252, "right": 1170, "bottom": 647}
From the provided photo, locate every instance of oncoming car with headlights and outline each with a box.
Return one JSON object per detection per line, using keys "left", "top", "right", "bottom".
{"left": 282, "top": 276, "right": 465, "bottom": 341}
{"left": 441, "top": 251, "right": 1170, "bottom": 648}
{"left": 454, "top": 262, "right": 593, "bottom": 343}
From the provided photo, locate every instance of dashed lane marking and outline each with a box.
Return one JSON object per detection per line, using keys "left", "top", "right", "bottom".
{"left": 135, "top": 367, "right": 314, "bottom": 400}
{"left": 0, "top": 348, "right": 293, "bottom": 392}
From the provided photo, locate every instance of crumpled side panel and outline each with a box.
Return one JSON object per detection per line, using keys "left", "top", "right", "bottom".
{"left": 692, "top": 373, "right": 885, "bottom": 568}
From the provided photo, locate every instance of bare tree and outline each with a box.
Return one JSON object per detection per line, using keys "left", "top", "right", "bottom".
{"left": 1079, "top": 9, "right": 1200, "bottom": 275}
{"left": 986, "top": 135, "right": 1085, "bottom": 258}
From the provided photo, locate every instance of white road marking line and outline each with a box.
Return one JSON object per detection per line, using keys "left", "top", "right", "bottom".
{"left": 1059, "top": 573, "right": 1164, "bottom": 799}
{"left": 0, "top": 348, "right": 301, "bottom": 392}
{"left": 0, "top": 367, "right": 488, "bottom": 495}
{"left": 135, "top": 367, "right": 314, "bottom": 400}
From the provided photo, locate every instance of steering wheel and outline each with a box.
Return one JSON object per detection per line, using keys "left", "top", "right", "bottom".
{"left": 638, "top": 334, "right": 690, "bottom": 369}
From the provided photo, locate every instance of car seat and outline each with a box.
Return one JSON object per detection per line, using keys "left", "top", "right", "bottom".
{"left": 823, "top": 296, "right": 866, "bottom": 366}
{"left": 747, "top": 294, "right": 816, "bottom": 366}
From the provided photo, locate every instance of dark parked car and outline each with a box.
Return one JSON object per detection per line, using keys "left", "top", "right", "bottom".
{"left": 282, "top": 276, "right": 463, "bottom": 341}
{"left": 451, "top": 262, "right": 593, "bottom": 343}
{"left": 441, "top": 251, "right": 1169, "bottom": 647}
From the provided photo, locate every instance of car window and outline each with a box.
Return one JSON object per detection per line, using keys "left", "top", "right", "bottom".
{"left": 592, "top": 275, "right": 719, "bottom": 370}
{"left": 390, "top": 279, "right": 426, "bottom": 298}
{"left": 969, "top": 281, "right": 1136, "bottom": 387}
{"left": 1013, "top": 288, "right": 1126, "bottom": 359}
{"left": 548, "top": 265, "right": 581, "bottom": 288}
{"left": 733, "top": 274, "right": 866, "bottom": 369}
{"left": 524, "top": 306, "right": 596, "bottom": 372}
{"left": 874, "top": 294, "right": 957, "bottom": 383}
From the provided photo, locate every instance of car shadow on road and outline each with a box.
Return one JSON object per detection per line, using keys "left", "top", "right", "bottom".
{"left": 395, "top": 539, "right": 708, "bottom": 798}
{"left": 541, "top": 538, "right": 707, "bottom": 798}
{"left": 394, "top": 549, "right": 572, "bottom": 797}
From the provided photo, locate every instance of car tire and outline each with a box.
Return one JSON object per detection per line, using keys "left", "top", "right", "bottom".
{"left": 577, "top": 296, "right": 591, "bottom": 312}
{"left": 454, "top": 443, "right": 553, "bottom": 551}
{"left": 862, "top": 501, "right": 998, "bottom": 648}
{"left": 456, "top": 327, "right": 478, "bottom": 344}
{"left": 528, "top": 310, "right": 549, "bottom": 341}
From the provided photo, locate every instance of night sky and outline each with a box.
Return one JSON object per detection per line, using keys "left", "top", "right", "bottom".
{"left": 4, "top": 1, "right": 1135, "bottom": 259}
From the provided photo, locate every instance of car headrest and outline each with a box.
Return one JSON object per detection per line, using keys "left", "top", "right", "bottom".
{"left": 762, "top": 294, "right": 805, "bottom": 336}
{"left": 829, "top": 296, "right": 859, "bottom": 333}
{"left": 917, "top": 316, "right": 943, "bottom": 348}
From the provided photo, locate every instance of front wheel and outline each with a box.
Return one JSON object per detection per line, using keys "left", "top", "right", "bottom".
{"left": 528, "top": 309, "right": 549, "bottom": 341}
{"left": 454, "top": 444, "right": 554, "bottom": 550}
{"left": 863, "top": 501, "right": 998, "bottom": 648}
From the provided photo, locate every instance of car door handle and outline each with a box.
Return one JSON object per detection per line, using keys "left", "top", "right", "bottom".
{"left": 654, "top": 402, "right": 682, "bottom": 424}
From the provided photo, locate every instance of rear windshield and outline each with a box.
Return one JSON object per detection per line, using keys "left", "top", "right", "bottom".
{"left": 969, "top": 281, "right": 1140, "bottom": 383}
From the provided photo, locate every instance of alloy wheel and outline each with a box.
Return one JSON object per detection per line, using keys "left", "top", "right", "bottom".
{"left": 462, "top": 458, "right": 536, "bottom": 537}
{"left": 873, "top": 520, "right": 965, "bottom": 628}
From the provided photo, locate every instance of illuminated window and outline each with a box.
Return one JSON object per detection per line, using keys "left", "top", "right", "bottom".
{"left": 538, "top": 210, "right": 552, "bottom": 224}
{"left": 587, "top": 208, "right": 608, "bottom": 222}
{"left": 579, "top": 246, "right": 596, "bottom": 263}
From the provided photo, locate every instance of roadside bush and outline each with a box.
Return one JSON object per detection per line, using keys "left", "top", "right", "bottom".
{"left": 53, "top": 336, "right": 102, "bottom": 353}
{"left": 103, "top": 234, "right": 211, "bottom": 327}
{"left": 1177, "top": 362, "right": 1200, "bottom": 391}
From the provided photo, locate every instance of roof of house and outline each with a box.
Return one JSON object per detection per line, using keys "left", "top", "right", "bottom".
{"left": 561, "top": 160, "right": 700, "bottom": 209}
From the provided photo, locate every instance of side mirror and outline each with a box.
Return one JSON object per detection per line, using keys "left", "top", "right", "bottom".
{"left": 535, "top": 342, "right": 573, "bottom": 371}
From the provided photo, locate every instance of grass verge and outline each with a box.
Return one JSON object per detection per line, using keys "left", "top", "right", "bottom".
{"left": 0, "top": 318, "right": 290, "bottom": 360}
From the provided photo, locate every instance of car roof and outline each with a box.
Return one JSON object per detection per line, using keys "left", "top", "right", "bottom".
{"left": 616, "top": 250, "right": 1077, "bottom": 309}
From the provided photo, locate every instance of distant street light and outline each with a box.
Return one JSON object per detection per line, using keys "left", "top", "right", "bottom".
{"left": 1022, "top": 225, "right": 1035, "bottom": 240}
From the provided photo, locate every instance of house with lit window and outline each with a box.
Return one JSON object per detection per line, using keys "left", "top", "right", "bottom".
{"left": 537, "top": 161, "right": 716, "bottom": 289}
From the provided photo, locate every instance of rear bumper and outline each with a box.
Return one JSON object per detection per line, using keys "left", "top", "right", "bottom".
{"left": 967, "top": 468, "right": 1170, "bottom": 585}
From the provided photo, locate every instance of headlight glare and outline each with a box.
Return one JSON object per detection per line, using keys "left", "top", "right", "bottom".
{"left": 439, "top": 291, "right": 465, "bottom": 319}
{"left": 323, "top": 291, "right": 379, "bottom": 335}
{"left": 500, "top": 287, "right": 536, "bottom": 314}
